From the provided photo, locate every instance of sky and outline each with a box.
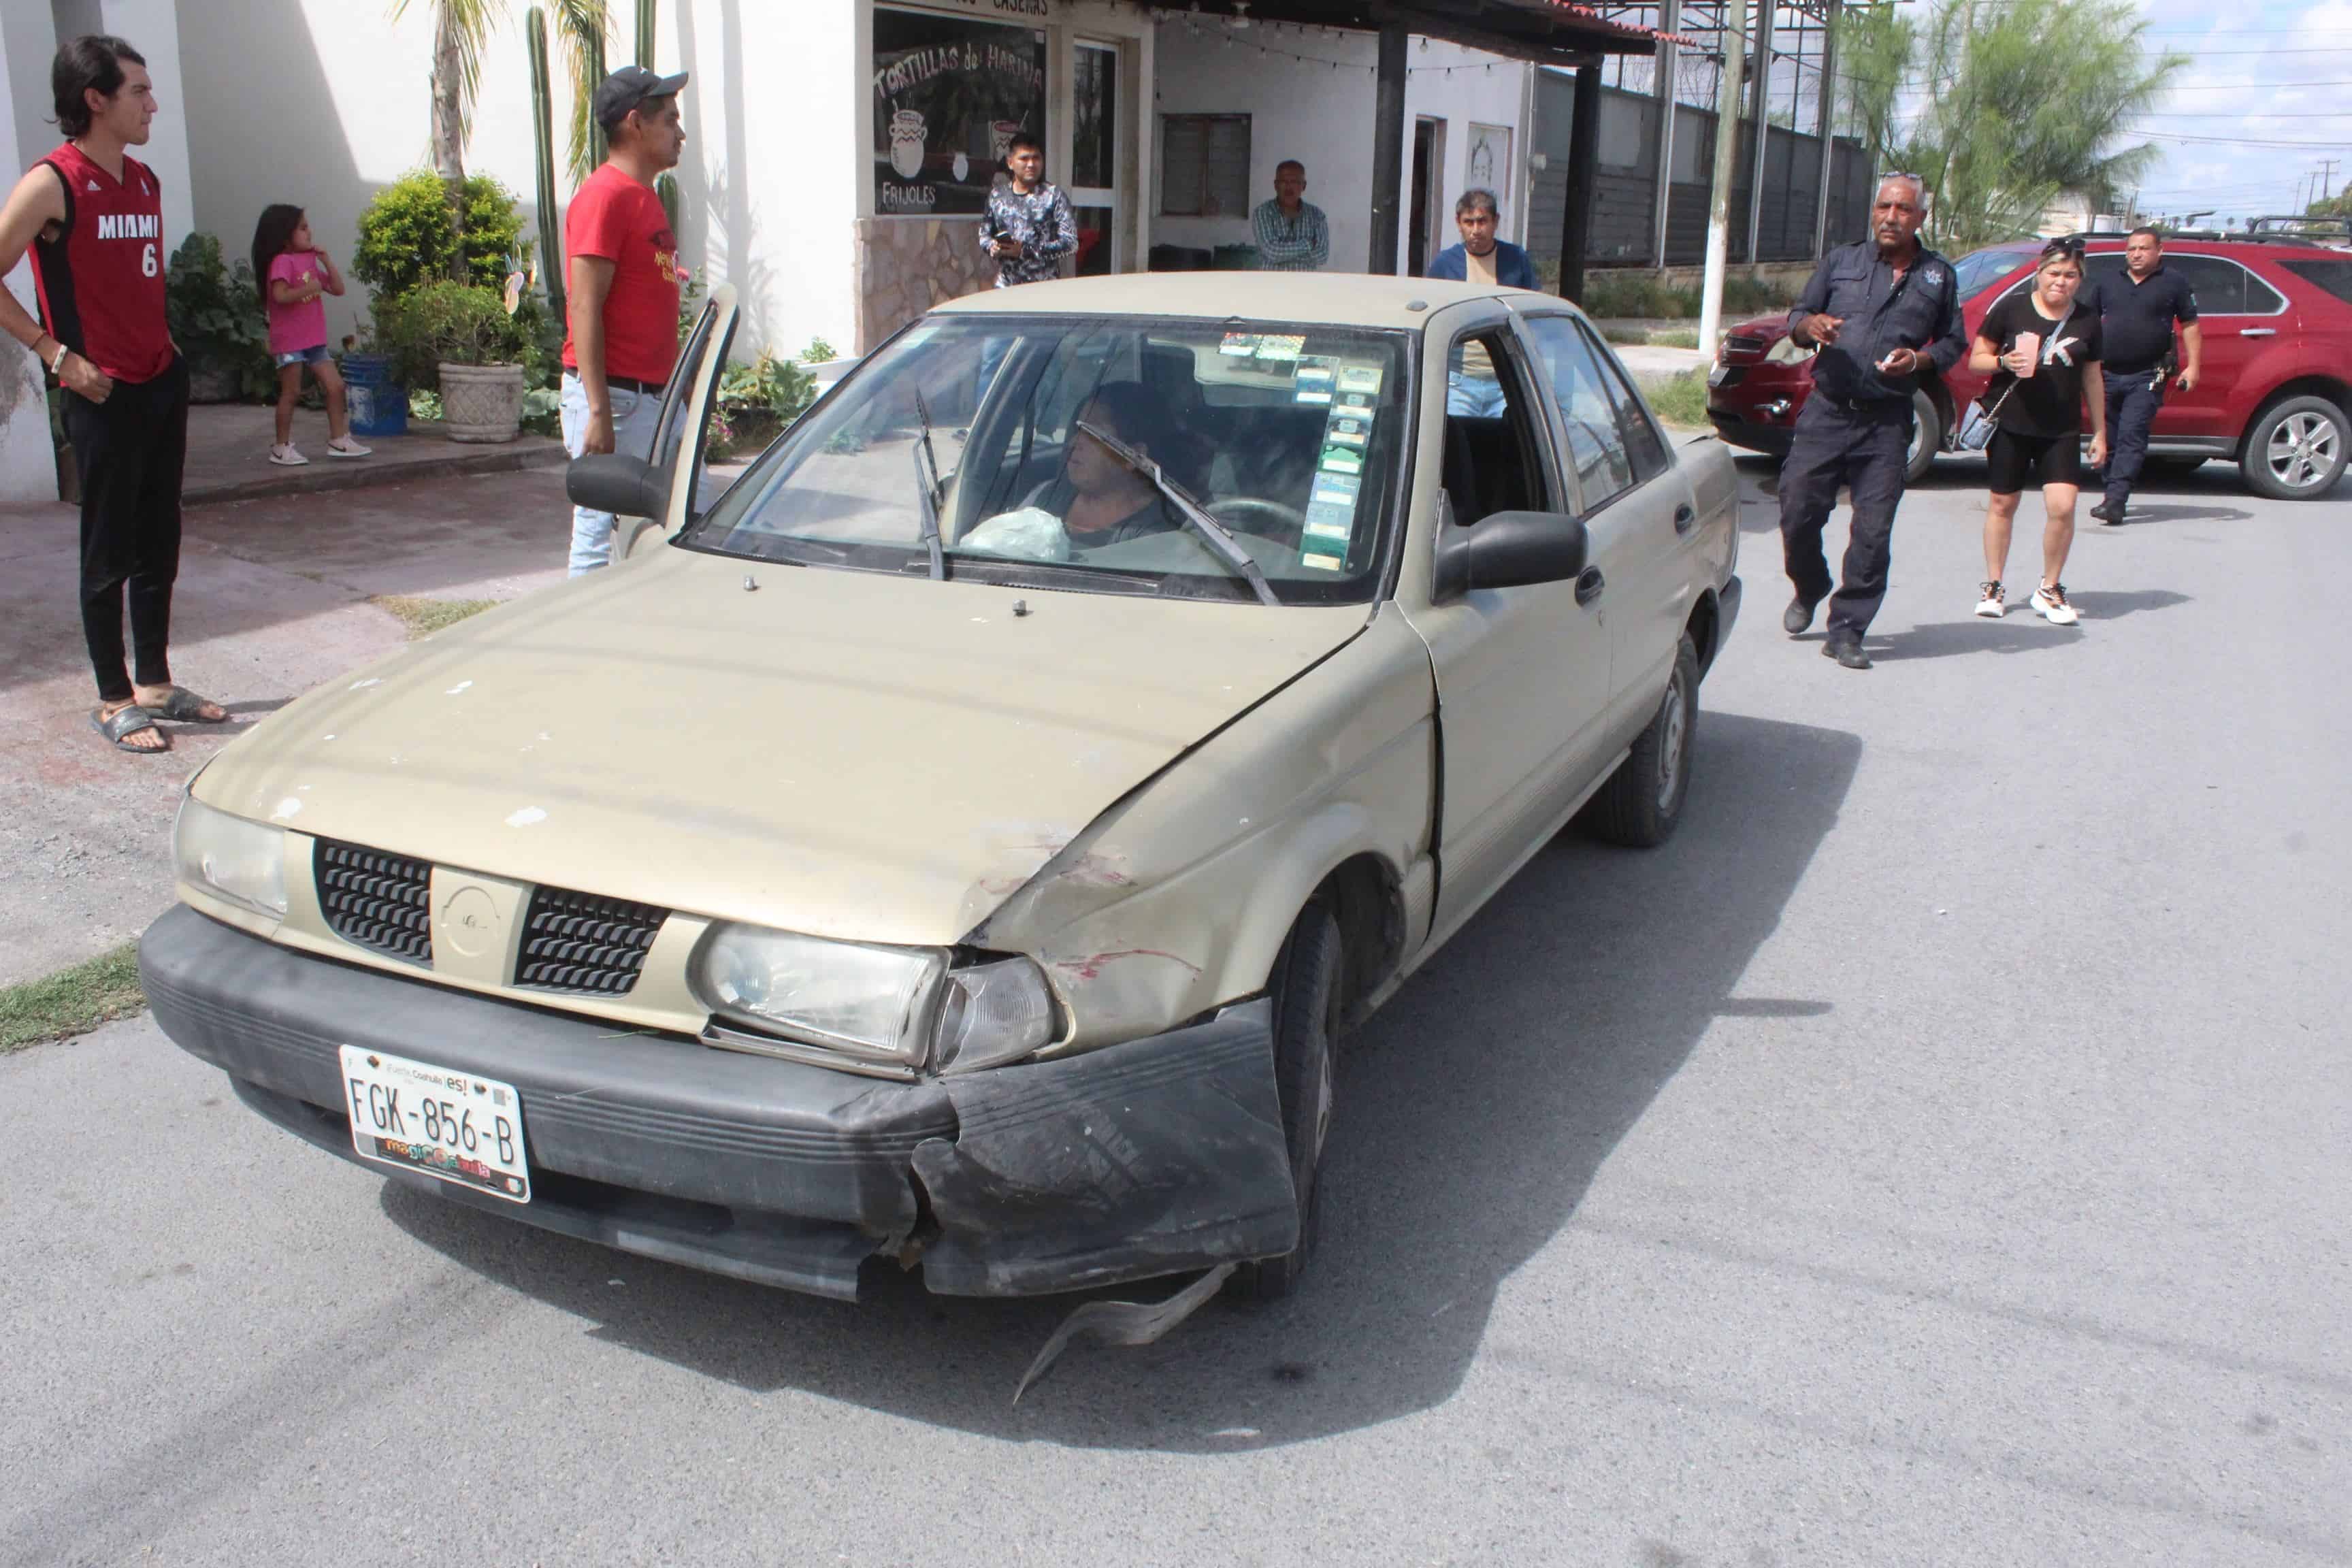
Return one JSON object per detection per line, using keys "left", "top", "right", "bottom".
{"left": 2109, "top": 0, "right": 2352, "bottom": 225}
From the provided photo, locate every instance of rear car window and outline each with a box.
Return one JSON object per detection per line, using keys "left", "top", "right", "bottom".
{"left": 2281, "top": 259, "right": 2352, "bottom": 306}
{"left": 2166, "top": 255, "right": 2285, "bottom": 315}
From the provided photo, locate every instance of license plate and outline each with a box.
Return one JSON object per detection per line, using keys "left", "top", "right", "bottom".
{"left": 338, "top": 1047, "right": 531, "bottom": 1203}
{"left": 1708, "top": 365, "right": 1731, "bottom": 387}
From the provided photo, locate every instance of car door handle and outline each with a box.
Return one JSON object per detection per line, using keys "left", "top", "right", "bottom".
{"left": 2240, "top": 327, "right": 2277, "bottom": 337}
{"left": 1575, "top": 566, "right": 1605, "bottom": 606}
{"left": 1673, "top": 502, "right": 1697, "bottom": 534}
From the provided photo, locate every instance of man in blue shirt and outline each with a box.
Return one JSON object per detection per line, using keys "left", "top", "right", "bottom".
{"left": 1423, "top": 188, "right": 1537, "bottom": 289}
{"left": 1775, "top": 174, "right": 1965, "bottom": 670}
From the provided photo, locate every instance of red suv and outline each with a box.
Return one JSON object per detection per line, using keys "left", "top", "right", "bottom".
{"left": 1705, "top": 237, "right": 2352, "bottom": 501}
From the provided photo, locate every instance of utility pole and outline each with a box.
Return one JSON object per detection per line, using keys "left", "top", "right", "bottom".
{"left": 1698, "top": 0, "right": 1750, "bottom": 357}
{"left": 2321, "top": 158, "right": 2341, "bottom": 204}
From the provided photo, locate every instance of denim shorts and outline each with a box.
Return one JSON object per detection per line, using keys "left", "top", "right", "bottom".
{"left": 273, "top": 344, "right": 329, "bottom": 369}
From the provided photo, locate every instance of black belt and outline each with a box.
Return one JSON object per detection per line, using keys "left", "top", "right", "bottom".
{"left": 1818, "top": 393, "right": 1912, "bottom": 417}
{"left": 606, "top": 374, "right": 665, "bottom": 396}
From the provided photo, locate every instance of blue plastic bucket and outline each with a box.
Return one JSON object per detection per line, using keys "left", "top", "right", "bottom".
{"left": 341, "top": 353, "right": 407, "bottom": 438}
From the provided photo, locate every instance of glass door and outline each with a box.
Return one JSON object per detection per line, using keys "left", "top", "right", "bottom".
{"left": 1070, "top": 42, "right": 1120, "bottom": 276}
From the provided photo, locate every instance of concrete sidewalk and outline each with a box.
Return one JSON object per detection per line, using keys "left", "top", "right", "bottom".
{"left": 0, "top": 467, "right": 572, "bottom": 987}
{"left": 178, "top": 402, "right": 566, "bottom": 506}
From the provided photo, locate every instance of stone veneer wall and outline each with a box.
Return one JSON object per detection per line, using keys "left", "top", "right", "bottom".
{"left": 853, "top": 218, "right": 1007, "bottom": 353}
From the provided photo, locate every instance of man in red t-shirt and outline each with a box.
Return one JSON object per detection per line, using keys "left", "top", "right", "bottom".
{"left": 0, "top": 35, "right": 228, "bottom": 753}
{"left": 559, "top": 64, "right": 689, "bottom": 574}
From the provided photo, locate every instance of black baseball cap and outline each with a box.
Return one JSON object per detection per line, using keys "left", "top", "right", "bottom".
{"left": 593, "top": 65, "right": 689, "bottom": 129}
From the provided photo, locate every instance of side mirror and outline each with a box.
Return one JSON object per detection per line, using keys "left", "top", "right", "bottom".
{"left": 566, "top": 453, "right": 664, "bottom": 522}
{"left": 1432, "top": 509, "right": 1589, "bottom": 602}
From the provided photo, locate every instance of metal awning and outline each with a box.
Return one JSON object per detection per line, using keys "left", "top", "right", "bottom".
{"left": 1179, "top": 1, "right": 1673, "bottom": 63}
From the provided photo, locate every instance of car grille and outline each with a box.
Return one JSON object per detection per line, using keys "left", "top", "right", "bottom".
{"left": 314, "top": 839, "right": 433, "bottom": 964}
{"left": 1712, "top": 366, "right": 1748, "bottom": 389}
{"left": 514, "top": 885, "right": 668, "bottom": 996}
{"left": 1722, "top": 334, "right": 1767, "bottom": 361}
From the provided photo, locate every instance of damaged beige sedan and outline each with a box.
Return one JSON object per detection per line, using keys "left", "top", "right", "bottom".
{"left": 144, "top": 274, "right": 1741, "bottom": 1302}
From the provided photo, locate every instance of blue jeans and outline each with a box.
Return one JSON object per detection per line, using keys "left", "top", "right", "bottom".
{"left": 2101, "top": 368, "right": 2163, "bottom": 507}
{"left": 559, "top": 372, "right": 666, "bottom": 575}
{"left": 1446, "top": 370, "right": 1507, "bottom": 419}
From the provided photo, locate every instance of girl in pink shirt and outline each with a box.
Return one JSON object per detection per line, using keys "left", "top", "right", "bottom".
{"left": 251, "top": 203, "right": 368, "bottom": 465}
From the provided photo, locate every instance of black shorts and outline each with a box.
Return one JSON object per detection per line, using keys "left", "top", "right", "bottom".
{"left": 1986, "top": 427, "right": 2082, "bottom": 493}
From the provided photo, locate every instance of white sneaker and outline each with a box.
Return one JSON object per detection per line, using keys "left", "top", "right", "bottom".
{"left": 268, "top": 443, "right": 308, "bottom": 466}
{"left": 2031, "top": 582, "right": 2078, "bottom": 625}
{"left": 325, "top": 436, "right": 372, "bottom": 458}
{"left": 1975, "top": 581, "right": 2005, "bottom": 619}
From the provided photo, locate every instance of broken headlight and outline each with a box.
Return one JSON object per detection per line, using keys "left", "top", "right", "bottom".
{"left": 693, "top": 924, "right": 1059, "bottom": 1074}
{"left": 173, "top": 795, "right": 289, "bottom": 920}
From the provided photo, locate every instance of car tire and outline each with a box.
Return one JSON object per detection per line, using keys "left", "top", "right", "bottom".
{"left": 1582, "top": 634, "right": 1699, "bottom": 849}
{"left": 2240, "top": 395, "right": 2350, "bottom": 502}
{"left": 1226, "top": 900, "right": 1342, "bottom": 1304}
{"left": 1905, "top": 391, "right": 1942, "bottom": 484}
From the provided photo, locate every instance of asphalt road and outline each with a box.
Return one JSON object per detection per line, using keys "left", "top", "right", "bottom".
{"left": 5, "top": 453, "right": 2348, "bottom": 1567}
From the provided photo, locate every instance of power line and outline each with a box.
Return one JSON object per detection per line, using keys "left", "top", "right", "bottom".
{"left": 2142, "top": 129, "right": 2352, "bottom": 148}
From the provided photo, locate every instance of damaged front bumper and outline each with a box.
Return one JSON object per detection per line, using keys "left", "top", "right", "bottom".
{"left": 139, "top": 905, "right": 1298, "bottom": 1301}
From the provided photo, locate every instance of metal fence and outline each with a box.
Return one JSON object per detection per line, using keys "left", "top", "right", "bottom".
{"left": 1524, "top": 76, "right": 1869, "bottom": 270}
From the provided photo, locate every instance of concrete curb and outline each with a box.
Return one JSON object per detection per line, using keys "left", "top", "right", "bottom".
{"left": 183, "top": 441, "right": 568, "bottom": 506}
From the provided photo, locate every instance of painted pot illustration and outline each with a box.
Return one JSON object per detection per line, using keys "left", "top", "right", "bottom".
{"left": 952, "top": 151, "right": 970, "bottom": 183}
{"left": 889, "top": 109, "right": 928, "bottom": 179}
{"left": 990, "top": 120, "right": 1019, "bottom": 162}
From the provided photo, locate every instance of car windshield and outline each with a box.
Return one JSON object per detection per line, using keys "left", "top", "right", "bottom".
{"left": 1952, "top": 246, "right": 2031, "bottom": 300}
{"left": 681, "top": 314, "right": 1413, "bottom": 605}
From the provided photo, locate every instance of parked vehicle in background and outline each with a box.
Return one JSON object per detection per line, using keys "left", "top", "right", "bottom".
{"left": 1707, "top": 234, "right": 2352, "bottom": 500}
{"left": 140, "top": 274, "right": 1742, "bottom": 1307}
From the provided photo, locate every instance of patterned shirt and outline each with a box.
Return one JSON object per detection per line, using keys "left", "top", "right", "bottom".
{"left": 1252, "top": 199, "right": 1329, "bottom": 271}
{"left": 979, "top": 181, "right": 1077, "bottom": 288}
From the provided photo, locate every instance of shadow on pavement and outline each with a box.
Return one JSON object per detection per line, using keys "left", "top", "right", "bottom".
{"left": 2096, "top": 504, "right": 2252, "bottom": 526}
{"left": 381, "top": 710, "right": 1861, "bottom": 1448}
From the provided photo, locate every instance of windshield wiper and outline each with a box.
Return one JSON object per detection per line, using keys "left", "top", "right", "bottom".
{"left": 1073, "top": 421, "right": 1280, "bottom": 607}
{"left": 911, "top": 389, "right": 947, "bottom": 581}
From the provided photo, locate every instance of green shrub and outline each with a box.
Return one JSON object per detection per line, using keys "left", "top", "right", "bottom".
{"left": 1637, "top": 370, "right": 1710, "bottom": 429}
{"left": 372, "top": 281, "right": 529, "bottom": 389}
{"left": 165, "top": 232, "right": 270, "bottom": 394}
{"left": 354, "top": 170, "right": 527, "bottom": 299}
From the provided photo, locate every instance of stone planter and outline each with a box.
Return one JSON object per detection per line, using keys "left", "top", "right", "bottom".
{"left": 436, "top": 361, "right": 526, "bottom": 443}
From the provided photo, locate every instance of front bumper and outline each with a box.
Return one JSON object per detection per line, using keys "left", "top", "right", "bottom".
{"left": 140, "top": 905, "right": 1298, "bottom": 1300}
{"left": 1707, "top": 407, "right": 1796, "bottom": 456}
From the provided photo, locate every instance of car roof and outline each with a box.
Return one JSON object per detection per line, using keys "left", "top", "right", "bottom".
{"left": 1974, "top": 236, "right": 2346, "bottom": 262}
{"left": 932, "top": 272, "right": 1541, "bottom": 329}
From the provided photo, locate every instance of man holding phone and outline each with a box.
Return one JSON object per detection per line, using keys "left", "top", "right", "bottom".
{"left": 1775, "top": 174, "right": 1965, "bottom": 669}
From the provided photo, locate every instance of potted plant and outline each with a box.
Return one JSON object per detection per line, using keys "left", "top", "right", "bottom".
{"left": 373, "top": 280, "right": 531, "bottom": 442}
{"left": 163, "top": 232, "right": 269, "bottom": 402}
{"left": 350, "top": 170, "right": 530, "bottom": 440}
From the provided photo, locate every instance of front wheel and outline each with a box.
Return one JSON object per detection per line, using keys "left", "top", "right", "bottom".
{"left": 2240, "top": 395, "right": 2349, "bottom": 501}
{"left": 1582, "top": 634, "right": 1699, "bottom": 849}
{"left": 1905, "top": 390, "right": 1943, "bottom": 483}
{"left": 1226, "top": 901, "right": 1342, "bottom": 1303}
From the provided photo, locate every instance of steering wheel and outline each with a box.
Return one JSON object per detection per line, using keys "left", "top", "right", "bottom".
{"left": 1207, "top": 495, "right": 1307, "bottom": 537}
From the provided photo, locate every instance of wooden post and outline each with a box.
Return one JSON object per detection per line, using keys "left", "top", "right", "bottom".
{"left": 1559, "top": 61, "right": 1602, "bottom": 301}
{"left": 1698, "top": 0, "right": 1748, "bottom": 356}
{"left": 1370, "top": 22, "right": 1409, "bottom": 275}
{"left": 1650, "top": 0, "right": 1682, "bottom": 271}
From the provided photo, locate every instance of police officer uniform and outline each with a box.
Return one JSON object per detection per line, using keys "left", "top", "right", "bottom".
{"left": 1777, "top": 238, "right": 1965, "bottom": 662}
{"left": 2084, "top": 261, "right": 2196, "bottom": 522}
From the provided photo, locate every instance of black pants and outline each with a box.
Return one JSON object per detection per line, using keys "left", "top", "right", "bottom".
{"left": 62, "top": 357, "right": 189, "bottom": 704}
{"left": 1778, "top": 397, "right": 1912, "bottom": 640}
{"left": 2102, "top": 368, "right": 2163, "bottom": 508}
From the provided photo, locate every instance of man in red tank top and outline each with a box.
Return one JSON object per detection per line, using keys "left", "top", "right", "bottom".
{"left": 0, "top": 35, "right": 225, "bottom": 753}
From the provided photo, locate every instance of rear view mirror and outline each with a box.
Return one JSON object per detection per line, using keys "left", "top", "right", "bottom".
{"left": 566, "top": 454, "right": 664, "bottom": 522}
{"left": 1432, "top": 510, "right": 1589, "bottom": 602}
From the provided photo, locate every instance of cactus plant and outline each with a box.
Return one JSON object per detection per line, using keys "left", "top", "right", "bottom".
{"left": 525, "top": 6, "right": 566, "bottom": 323}
{"left": 635, "top": 0, "right": 655, "bottom": 67}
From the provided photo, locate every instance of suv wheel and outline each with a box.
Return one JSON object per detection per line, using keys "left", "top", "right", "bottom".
{"left": 1226, "top": 900, "right": 1342, "bottom": 1303}
{"left": 2241, "top": 395, "right": 2349, "bottom": 501}
{"left": 1905, "top": 391, "right": 1942, "bottom": 483}
{"left": 1582, "top": 634, "right": 1699, "bottom": 849}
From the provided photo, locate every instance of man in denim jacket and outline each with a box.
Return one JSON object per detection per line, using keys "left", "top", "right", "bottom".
{"left": 1776, "top": 174, "right": 1965, "bottom": 669}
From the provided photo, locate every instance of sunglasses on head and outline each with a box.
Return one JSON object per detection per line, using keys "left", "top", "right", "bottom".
{"left": 2041, "top": 236, "right": 2087, "bottom": 260}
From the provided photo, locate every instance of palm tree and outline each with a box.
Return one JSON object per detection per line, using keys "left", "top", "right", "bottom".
{"left": 1844, "top": 0, "right": 2187, "bottom": 252}
{"left": 389, "top": 0, "right": 612, "bottom": 186}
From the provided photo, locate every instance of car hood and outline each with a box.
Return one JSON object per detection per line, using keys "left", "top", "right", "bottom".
{"left": 197, "top": 546, "right": 1369, "bottom": 947}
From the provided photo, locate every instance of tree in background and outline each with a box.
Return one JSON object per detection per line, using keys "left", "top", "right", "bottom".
{"left": 2307, "top": 192, "right": 2352, "bottom": 220}
{"left": 1843, "top": 0, "right": 2185, "bottom": 252}
{"left": 389, "top": 0, "right": 612, "bottom": 187}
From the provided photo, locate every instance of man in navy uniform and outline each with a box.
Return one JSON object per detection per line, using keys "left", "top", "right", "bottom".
{"left": 2083, "top": 225, "right": 2200, "bottom": 525}
{"left": 1776, "top": 174, "right": 1965, "bottom": 669}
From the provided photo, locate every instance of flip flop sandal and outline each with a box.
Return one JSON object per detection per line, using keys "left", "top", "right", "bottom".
{"left": 91, "top": 705, "right": 168, "bottom": 753}
{"left": 142, "top": 685, "right": 229, "bottom": 723}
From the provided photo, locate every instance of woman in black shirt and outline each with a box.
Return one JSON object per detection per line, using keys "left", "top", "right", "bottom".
{"left": 1967, "top": 240, "right": 2108, "bottom": 625}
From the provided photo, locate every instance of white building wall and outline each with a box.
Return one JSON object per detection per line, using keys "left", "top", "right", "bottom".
{"left": 176, "top": 0, "right": 861, "bottom": 363}
{"left": 1151, "top": 21, "right": 1532, "bottom": 274}
{"left": 0, "top": 0, "right": 58, "bottom": 502}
